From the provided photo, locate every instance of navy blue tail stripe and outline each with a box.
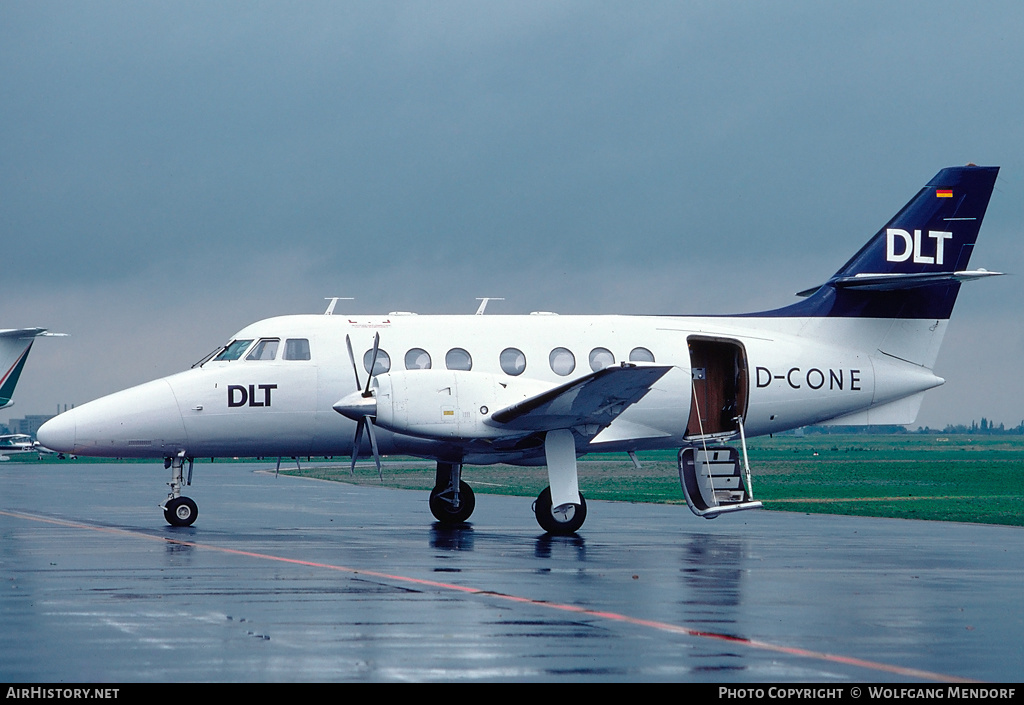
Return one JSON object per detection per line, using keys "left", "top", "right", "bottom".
{"left": 749, "top": 165, "right": 999, "bottom": 320}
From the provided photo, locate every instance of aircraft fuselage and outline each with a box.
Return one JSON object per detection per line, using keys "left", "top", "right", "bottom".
{"left": 41, "top": 312, "right": 944, "bottom": 464}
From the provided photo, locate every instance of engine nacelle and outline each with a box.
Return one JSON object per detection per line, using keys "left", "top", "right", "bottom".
{"left": 372, "top": 369, "right": 553, "bottom": 440}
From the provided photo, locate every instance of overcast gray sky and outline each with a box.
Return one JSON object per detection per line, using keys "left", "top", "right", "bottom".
{"left": 3, "top": 0, "right": 1022, "bottom": 430}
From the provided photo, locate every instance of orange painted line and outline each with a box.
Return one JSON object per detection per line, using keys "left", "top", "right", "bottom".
{"left": 768, "top": 496, "right": 991, "bottom": 503}
{"left": 0, "top": 509, "right": 978, "bottom": 683}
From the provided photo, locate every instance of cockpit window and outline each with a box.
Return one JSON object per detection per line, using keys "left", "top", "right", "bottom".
{"left": 284, "top": 338, "right": 311, "bottom": 361}
{"left": 246, "top": 338, "right": 280, "bottom": 361}
{"left": 192, "top": 346, "right": 223, "bottom": 368}
{"left": 214, "top": 339, "right": 254, "bottom": 361}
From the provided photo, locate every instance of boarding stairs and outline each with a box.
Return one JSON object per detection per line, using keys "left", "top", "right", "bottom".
{"left": 678, "top": 418, "right": 763, "bottom": 519}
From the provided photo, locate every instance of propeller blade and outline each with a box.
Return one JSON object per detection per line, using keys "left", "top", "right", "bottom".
{"left": 345, "top": 334, "right": 361, "bottom": 392}
{"left": 364, "top": 416, "right": 382, "bottom": 481}
{"left": 350, "top": 418, "right": 364, "bottom": 476}
{"left": 363, "top": 331, "right": 380, "bottom": 397}
{"left": 344, "top": 332, "right": 382, "bottom": 480}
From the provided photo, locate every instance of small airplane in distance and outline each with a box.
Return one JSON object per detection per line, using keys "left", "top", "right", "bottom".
{"left": 0, "top": 433, "right": 53, "bottom": 461}
{"left": 38, "top": 165, "right": 1002, "bottom": 534}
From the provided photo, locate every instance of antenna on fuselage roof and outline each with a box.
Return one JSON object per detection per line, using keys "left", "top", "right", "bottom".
{"left": 475, "top": 297, "right": 505, "bottom": 315}
{"left": 324, "top": 297, "right": 354, "bottom": 315}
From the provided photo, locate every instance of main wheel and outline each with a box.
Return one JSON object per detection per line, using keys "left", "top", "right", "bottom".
{"left": 164, "top": 496, "right": 198, "bottom": 527}
{"left": 429, "top": 481, "right": 475, "bottom": 524}
{"left": 533, "top": 486, "right": 587, "bottom": 535}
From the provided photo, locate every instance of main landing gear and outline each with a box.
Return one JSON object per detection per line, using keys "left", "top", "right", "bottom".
{"left": 162, "top": 452, "right": 199, "bottom": 527}
{"left": 531, "top": 429, "right": 587, "bottom": 535}
{"left": 429, "top": 461, "right": 476, "bottom": 524}
{"left": 533, "top": 486, "right": 587, "bottom": 535}
{"left": 429, "top": 461, "right": 587, "bottom": 535}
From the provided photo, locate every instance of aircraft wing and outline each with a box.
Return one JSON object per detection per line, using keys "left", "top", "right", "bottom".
{"left": 488, "top": 363, "right": 673, "bottom": 432}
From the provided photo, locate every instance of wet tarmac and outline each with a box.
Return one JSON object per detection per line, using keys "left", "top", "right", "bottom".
{"left": 1, "top": 461, "right": 1022, "bottom": 682}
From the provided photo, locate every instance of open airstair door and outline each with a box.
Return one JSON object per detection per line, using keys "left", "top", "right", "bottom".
{"left": 680, "top": 337, "right": 762, "bottom": 518}
{"left": 685, "top": 337, "right": 748, "bottom": 440}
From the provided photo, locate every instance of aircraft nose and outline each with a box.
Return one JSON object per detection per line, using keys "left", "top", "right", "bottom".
{"left": 37, "top": 379, "right": 189, "bottom": 457}
{"left": 37, "top": 412, "right": 76, "bottom": 452}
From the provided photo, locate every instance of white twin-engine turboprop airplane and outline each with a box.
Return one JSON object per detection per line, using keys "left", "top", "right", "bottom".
{"left": 37, "top": 165, "right": 1002, "bottom": 533}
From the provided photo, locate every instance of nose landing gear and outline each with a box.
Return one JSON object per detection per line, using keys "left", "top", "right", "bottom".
{"left": 162, "top": 452, "right": 198, "bottom": 527}
{"left": 429, "top": 461, "right": 476, "bottom": 524}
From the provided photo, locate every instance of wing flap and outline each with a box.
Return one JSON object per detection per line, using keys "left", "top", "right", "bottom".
{"left": 488, "top": 363, "right": 672, "bottom": 432}
{"left": 591, "top": 418, "right": 672, "bottom": 444}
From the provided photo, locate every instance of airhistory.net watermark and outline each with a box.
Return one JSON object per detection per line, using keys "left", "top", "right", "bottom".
{"left": 6, "top": 689, "right": 119, "bottom": 700}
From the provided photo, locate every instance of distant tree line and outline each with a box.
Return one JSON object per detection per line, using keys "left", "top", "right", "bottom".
{"left": 913, "top": 418, "right": 1024, "bottom": 435}
{"left": 802, "top": 419, "right": 1024, "bottom": 435}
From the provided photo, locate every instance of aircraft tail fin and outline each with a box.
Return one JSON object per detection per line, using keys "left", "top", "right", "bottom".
{"left": 0, "top": 329, "right": 50, "bottom": 409}
{"left": 763, "top": 165, "right": 1000, "bottom": 320}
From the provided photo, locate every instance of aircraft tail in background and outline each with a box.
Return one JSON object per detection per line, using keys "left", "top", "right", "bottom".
{"left": 0, "top": 328, "right": 60, "bottom": 409}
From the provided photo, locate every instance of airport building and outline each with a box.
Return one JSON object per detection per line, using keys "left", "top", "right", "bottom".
{"left": 4, "top": 415, "right": 55, "bottom": 438}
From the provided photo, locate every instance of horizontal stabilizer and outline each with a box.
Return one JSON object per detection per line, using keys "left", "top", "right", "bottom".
{"left": 489, "top": 363, "right": 672, "bottom": 432}
{"left": 0, "top": 328, "right": 51, "bottom": 339}
{"left": 797, "top": 269, "right": 1003, "bottom": 296}
{"left": 833, "top": 269, "right": 1004, "bottom": 291}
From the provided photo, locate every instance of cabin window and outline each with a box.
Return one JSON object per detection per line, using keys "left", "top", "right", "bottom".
{"left": 363, "top": 348, "right": 391, "bottom": 376}
{"left": 405, "top": 348, "right": 432, "bottom": 370}
{"left": 214, "top": 339, "right": 254, "bottom": 361}
{"left": 284, "top": 339, "right": 311, "bottom": 361}
{"left": 445, "top": 348, "right": 472, "bottom": 371}
{"left": 500, "top": 347, "right": 527, "bottom": 376}
{"left": 549, "top": 347, "right": 575, "bottom": 376}
{"left": 589, "top": 347, "right": 615, "bottom": 371}
{"left": 246, "top": 338, "right": 280, "bottom": 361}
{"left": 629, "top": 347, "right": 655, "bottom": 363}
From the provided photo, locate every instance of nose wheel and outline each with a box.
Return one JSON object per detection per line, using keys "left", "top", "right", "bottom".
{"left": 429, "top": 461, "right": 475, "bottom": 524}
{"left": 429, "top": 481, "right": 475, "bottom": 524}
{"left": 163, "top": 496, "right": 198, "bottom": 527}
